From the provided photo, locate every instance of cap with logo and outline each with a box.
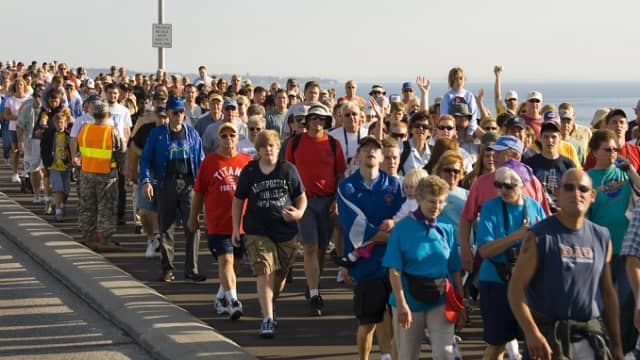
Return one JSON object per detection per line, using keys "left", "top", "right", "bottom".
{"left": 541, "top": 111, "right": 561, "bottom": 132}
{"left": 505, "top": 90, "right": 518, "bottom": 101}
{"left": 166, "top": 97, "right": 185, "bottom": 111}
{"left": 526, "top": 90, "right": 543, "bottom": 102}
{"left": 488, "top": 135, "right": 523, "bottom": 154}
{"left": 506, "top": 116, "right": 527, "bottom": 129}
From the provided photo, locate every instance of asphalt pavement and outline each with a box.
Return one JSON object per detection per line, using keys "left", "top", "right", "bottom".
{"left": 0, "top": 160, "right": 486, "bottom": 359}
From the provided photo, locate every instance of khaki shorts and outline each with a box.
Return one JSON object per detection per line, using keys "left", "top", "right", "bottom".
{"left": 245, "top": 234, "right": 297, "bottom": 276}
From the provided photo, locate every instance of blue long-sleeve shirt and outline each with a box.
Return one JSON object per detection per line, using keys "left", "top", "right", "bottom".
{"left": 138, "top": 124, "right": 204, "bottom": 188}
{"left": 337, "top": 170, "right": 404, "bottom": 282}
{"left": 439, "top": 89, "right": 479, "bottom": 136}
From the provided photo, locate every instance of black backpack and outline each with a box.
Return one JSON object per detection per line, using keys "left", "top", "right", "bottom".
{"left": 399, "top": 140, "right": 411, "bottom": 175}
{"left": 289, "top": 133, "right": 338, "bottom": 162}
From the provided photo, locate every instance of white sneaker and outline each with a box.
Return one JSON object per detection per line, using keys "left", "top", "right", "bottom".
{"left": 229, "top": 299, "right": 243, "bottom": 320}
{"left": 144, "top": 240, "right": 156, "bottom": 258}
{"left": 32, "top": 195, "right": 41, "bottom": 204}
{"left": 214, "top": 297, "right": 229, "bottom": 315}
{"left": 11, "top": 173, "right": 20, "bottom": 183}
{"left": 151, "top": 235, "right": 160, "bottom": 251}
{"left": 336, "top": 271, "right": 344, "bottom": 284}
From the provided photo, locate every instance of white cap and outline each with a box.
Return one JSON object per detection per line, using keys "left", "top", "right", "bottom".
{"left": 505, "top": 90, "right": 518, "bottom": 101}
{"left": 527, "top": 90, "right": 543, "bottom": 102}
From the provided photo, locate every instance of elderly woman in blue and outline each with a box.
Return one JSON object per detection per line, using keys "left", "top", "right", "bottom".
{"left": 383, "top": 175, "right": 464, "bottom": 360}
{"left": 476, "top": 166, "right": 546, "bottom": 360}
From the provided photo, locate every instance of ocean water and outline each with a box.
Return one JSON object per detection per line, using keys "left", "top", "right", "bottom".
{"left": 350, "top": 82, "right": 639, "bottom": 127}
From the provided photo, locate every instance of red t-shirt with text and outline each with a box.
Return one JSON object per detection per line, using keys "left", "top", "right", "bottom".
{"left": 194, "top": 152, "right": 252, "bottom": 234}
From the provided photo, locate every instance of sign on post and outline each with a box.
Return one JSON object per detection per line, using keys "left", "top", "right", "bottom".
{"left": 152, "top": 23, "right": 172, "bottom": 48}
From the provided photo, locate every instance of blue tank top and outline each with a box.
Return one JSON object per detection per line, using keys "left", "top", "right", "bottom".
{"left": 527, "top": 216, "right": 610, "bottom": 321}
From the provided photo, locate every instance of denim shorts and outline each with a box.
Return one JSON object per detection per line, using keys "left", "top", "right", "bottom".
{"left": 135, "top": 183, "right": 157, "bottom": 211}
{"left": 49, "top": 169, "right": 71, "bottom": 194}
{"left": 207, "top": 233, "right": 245, "bottom": 259}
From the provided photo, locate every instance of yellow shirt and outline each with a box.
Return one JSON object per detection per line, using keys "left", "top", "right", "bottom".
{"left": 50, "top": 133, "right": 70, "bottom": 171}
{"left": 531, "top": 140, "right": 582, "bottom": 169}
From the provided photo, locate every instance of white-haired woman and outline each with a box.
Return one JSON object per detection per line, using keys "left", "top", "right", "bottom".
{"left": 476, "top": 166, "right": 546, "bottom": 359}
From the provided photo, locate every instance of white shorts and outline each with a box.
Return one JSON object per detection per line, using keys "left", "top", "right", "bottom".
{"left": 23, "top": 139, "right": 43, "bottom": 173}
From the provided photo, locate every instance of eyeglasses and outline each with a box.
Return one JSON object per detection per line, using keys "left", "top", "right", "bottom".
{"left": 561, "top": 183, "right": 591, "bottom": 193}
{"left": 220, "top": 133, "right": 237, "bottom": 139}
{"left": 494, "top": 181, "right": 517, "bottom": 190}
{"left": 412, "top": 123, "right": 431, "bottom": 130}
{"left": 343, "top": 112, "right": 358, "bottom": 117}
{"left": 528, "top": 99, "right": 541, "bottom": 104}
{"left": 484, "top": 126, "right": 498, "bottom": 131}
{"left": 438, "top": 125, "right": 455, "bottom": 131}
{"left": 600, "top": 147, "right": 618, "bottom": 153}
{"left": 249, "top": 127, "right": 262, "bottom": 132}
{"left": 391, "top": 132, "right": 408, "bottom": 139}
{"left": 442, "top": 168, "right": 462, "bottom": 175}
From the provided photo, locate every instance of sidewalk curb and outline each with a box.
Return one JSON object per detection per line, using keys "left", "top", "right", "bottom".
{"left": 0, "top": 193, "right": 256, "bottom": 360}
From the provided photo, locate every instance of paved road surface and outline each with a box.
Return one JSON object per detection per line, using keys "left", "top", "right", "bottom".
{"left": 0, "top": 163, "right": 486, "bottom": 359}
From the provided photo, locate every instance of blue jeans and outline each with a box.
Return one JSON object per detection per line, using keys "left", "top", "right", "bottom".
{"left": 2, "top": 119, "right": 11, "bottom": 160}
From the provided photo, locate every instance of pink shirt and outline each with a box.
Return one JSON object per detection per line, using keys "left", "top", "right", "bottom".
{"left": 461, "top": 172, "right": 551, "bottom": 222}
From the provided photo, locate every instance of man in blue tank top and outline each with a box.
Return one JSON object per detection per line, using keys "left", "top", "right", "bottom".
{"left": 508, "top": 169, "right": 623, "bottom": 360}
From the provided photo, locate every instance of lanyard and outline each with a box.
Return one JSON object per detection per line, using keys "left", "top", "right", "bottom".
{"left": 344, "top": 127, "right": 361, "bottom": 160}
{"left": 501, "top": 198, "right": 528, "bottom": 235}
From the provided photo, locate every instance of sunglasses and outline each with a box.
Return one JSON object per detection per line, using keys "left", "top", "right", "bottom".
{"left": 442, "top": 168, "right": 462, "bottom": 175}
{"left": 528, "top": 99, "right": 541, "bottom": 104}
{"left": 600, "top": 147, "right": 618, "bottom": 153}
{"left": 220, "top": 133, "right": 237, "bottom": 139}
{"left": 507, "top": 98, "right": 518, "bottom": 102}
{"left": 391, "top": 132, "right": 408, "bottom": 139}
{"left": 343, "top": 112, "right": 358, "bottom": 117}
{"left": 494, "top": 181, "right": 517, "bottom": 190}
{"left": 438, "top": 125, "right": 455, "bottom": 131}
{"left": 561, "top": 183, "right": 591, "bottom": 193}
{"left": 412, "top": 123, "right": 431, "bottom": 130}
{"left": 294, "top": 117, "right": 305, "bottom": 123}
{"left": 249, "top": 127, "right": 262, "bottom": 132}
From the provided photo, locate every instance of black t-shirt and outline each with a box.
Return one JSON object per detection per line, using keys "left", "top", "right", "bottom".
{"left": 165, "top": 127, "right": 193, "bottom": 183}
{"left": 235, "top": 160, "right": 305, "bottom": 242}
{"left": 524, "top": 153, "right": 575, "bottom": 211}
{"left": 132, "top": 122, "right": 156, "bottom": 150}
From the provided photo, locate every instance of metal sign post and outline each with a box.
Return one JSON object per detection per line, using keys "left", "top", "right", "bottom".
{"left": 152, "top": 0, "right": 171, "bottom": 71}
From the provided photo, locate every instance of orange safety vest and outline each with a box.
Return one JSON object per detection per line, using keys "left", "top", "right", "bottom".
{"left": 78, "top": 123, "right": 116, "bottom": 174}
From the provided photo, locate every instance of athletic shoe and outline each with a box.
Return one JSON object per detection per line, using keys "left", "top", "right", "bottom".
{"left": 336, "top": 271, "right": 345, "bottom": 284}
{"left": 185, "top": 272, "right": 207, "bottom": 282}
{"left": 259, "top": 318, "right": 275, "bottom": 338}
{"left": 32, "top": 195, "right": 41, "bottom": 204}
{"left": 214, "top": 297, "right": 229, "bottom": 315}
{"left": 11, "top": 173, "right": 20, "bottom": 183}
{"left": 145, "top": 240, "right": 156, "bottom": 259}
{"left": 229, "top": 299, "right": 243, "bottom": 320}
{"left": 54, "top": 212, "right": 64, "bottom": 222}
{"left": 309, "top": 295, "right": 324, "bottom": 316}
{"left": 162, "top": 270, "right": 175, "bottom": 282}
{"left": 153, "top": 234, "right": 161, "bottom": 251}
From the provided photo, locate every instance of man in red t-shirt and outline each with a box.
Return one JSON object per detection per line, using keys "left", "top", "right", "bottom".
{"left": 188, "top": 122, "right": 252, "bottom": 320}
{"left": 583, "top": 108, "right": 640, "bottom": 172}
{"left": 285, "top": 103, "right": 347, "bottom": 316}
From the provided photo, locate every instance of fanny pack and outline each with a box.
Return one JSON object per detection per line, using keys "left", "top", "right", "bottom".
{"left": 404, "top": 273, "right": 445, "bottom": 304}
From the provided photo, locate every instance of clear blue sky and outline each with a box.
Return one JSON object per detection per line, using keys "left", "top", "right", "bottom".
{"left": 2, "top": 0, "right": 639, "bottom": 83}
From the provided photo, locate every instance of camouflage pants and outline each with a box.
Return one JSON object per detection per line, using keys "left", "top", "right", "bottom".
{"left": 79, "top": 172, "right": 118, "bottom": 240}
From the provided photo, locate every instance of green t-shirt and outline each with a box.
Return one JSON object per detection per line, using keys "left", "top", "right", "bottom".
{"left": 587, "top": 166, "right": 631, "bottom": 254}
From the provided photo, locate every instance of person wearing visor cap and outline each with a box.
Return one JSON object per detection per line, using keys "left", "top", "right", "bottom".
{"left": 285, "top": 102, "right": 347, "bottom": 317}
{"left": 338, "top": 135, "right": 403, "bottom": 360}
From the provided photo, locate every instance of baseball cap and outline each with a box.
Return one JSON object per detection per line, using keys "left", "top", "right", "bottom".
{"left": 242, "top": 79, "right": 253, "bottom": 88}
{"left": 166, "top": 97, "right": 185, "bottom": 111}
{"left": 389, "top": 94, "right": 402, "bottom": 103}
{"left": 91, "top": 100, "right": 109, "bottom": 116}
{"left": 63, "top": 80, "right": 74, "bottom": 88}
{"left": 85, "top": 78, "right": 95, "bottom": 89}
{"left": 286, "top": 78, "right": 298, "bottom": 86}
{"left": 287, "top": 91, "right": 297, "bottom": 97}
{"left": 434, "top": 97, "right": 442, "bottom": 105}
{"left": 290, "top": 104, "right": 309, "bottom": 118}
{"left": 480, "top": 132, "right": 499, "bottom": 145}
{"left": 218, "top": 122, "right": 237, "bottom": 136}
{"left": 488, "top": 135, "right": 523, "bottom": 154}
{"left": 306, "top": 103, "right": 332, "bottom": 118}
{"left": 505, "top": 90, "right": 518, "bottom": 101}
{"left": 357, "top": 135, "right": 382, "bottom": 150}
{"left": 558, "top": 109, "right": 574, "bottom": 120}
{"left": 223, "top": 99, "right": 238, "bottom": 109}
{"left": 606, "top": 108, "right": 627, "bottom": 123}
{"left": 208, "top": 93, "right": 223, "bottom": 102}
{"left": 401, "top": 81, "right": 414, "bottom": 91}
{"left": 505, "top": 116, "right": 526, "bottom": 129}
{"left": 541, "top": 111, "right": 561, "bottom": 132}
{"left": 444, "top": 279, "right": 465, "bottom": 323}
{"left": 526, "top": 90, "right": 543, "bottom": 102}
{"left": 153, "top": 90, "right": 168, "bottom": 101}
{"left": 449, "top": 103, "right": 472, "bottom": 118}
{"left": 369, "top": 84, "right": 386, "bottom": 96}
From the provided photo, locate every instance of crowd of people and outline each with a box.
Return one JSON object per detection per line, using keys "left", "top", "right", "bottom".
{"left": 2, "top": 59, "right": 640, "bottom": 359}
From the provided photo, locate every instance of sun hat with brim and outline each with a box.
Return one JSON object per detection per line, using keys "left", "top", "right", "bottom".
{"left": 369, "top": 85, "right": 386, "bottom": 96}
{"left": 305, "top": 103, "right": 333, "bottom": 129}
{"left": 591, "top": 108, "right": 611, "bottom": 127}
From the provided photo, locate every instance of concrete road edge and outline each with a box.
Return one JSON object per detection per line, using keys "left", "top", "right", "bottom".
{"left": 0, "top": 193, "right": 256, "bottom": 360}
